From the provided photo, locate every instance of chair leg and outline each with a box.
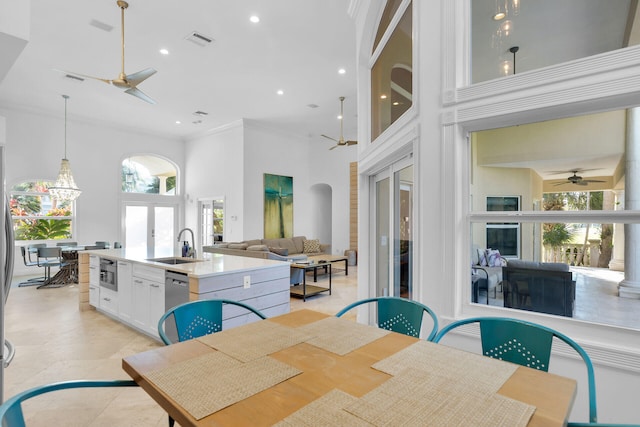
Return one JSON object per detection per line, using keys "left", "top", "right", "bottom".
{"left": 168, "top": 415, "right": 175, "bottom": 427}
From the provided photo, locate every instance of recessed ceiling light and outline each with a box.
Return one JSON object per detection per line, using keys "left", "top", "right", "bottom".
{"left": 338, "top": 68, "right": 346, "bottom": 74}
{"left": 337, "top": 115, "right": 343, "bottom": 120}
{"left": 380, "top": 94, "right": 387, "bottom": 99}
{"left": 159, "top": 48, "right": 169, "bottom": 55}
{"left": 175, "top": 120, "right": 181, "bottom": 124}
{"left": 392, "top": 102, "right": 399, "bottom": 106}
{"left": 250, "top": 15, "right": 260, "bottom": 23}
{"left": 493, "top": 12, "right": 506, "bottom": 21}
{"left": 277, "top": 89, "right": 284, "bottom": 95}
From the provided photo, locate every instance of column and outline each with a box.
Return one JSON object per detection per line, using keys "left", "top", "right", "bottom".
{"left": 609, "top": 190, "right": 625, "bottom": 271}
{"left": 619, "top": 109, "right": 640, "bottom": 298}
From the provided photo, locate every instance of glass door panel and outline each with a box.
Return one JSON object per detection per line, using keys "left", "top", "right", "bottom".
{"left": 376, "top": 177, "right": 390, "bottom": 296}
{"left": 125, "top": 205, "right": 148, "bottom": 257}
{"left": 395, "top": 165, "right": 413, "bottom": 298}
{"left": 154, "top": 206, "right": 175, "bottom": 257}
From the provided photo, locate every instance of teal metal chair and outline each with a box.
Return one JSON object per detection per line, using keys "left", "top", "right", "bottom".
{"left": 158, "top": 299, "right": 267, "bottom": 345}
{"left": 335, "top": 296, "right": 439, "bottom": 341}
{"left": 0, "top": 380, "right": 138, "bottom": 427}
{"left": 158, "top": 299, "right": 266, "bottom": 427}
{"left": 567, "top": 424, "right": 640, "bottom": 427}
{"left": 433, "top": 317, "right": 597, "bottom": 423}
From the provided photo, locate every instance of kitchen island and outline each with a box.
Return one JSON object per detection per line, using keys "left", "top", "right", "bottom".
{"left": 78, "top": 249, "right": 290, "bottom": 340}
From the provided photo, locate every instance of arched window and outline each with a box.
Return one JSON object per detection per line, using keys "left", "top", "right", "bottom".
{"left": 121, "top": 155, "right": 177, "bottom": 195}
{"left": 10, "top": 180, "right": 74, "bottom": 241}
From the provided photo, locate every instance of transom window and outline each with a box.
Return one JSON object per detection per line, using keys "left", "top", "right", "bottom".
{"left": 122, "top": 155, "right": 177, "bottom": 195}
{"left": 10, "top": 180, "right": 74, "bottom": 241}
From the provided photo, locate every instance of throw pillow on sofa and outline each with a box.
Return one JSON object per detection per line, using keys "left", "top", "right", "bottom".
{"left": 228, "top": 243, "right": 248, "bottom": 250}
{"left": 247, "top": 244, "right": 269, "bottom": 251}
{"left": 486, "top": 248, "right": 507, "bottom": 267}
{"left": 303, "top": 239, "right": 321, "bottom": 254}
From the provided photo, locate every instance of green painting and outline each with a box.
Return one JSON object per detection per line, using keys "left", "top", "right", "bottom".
{"left": 264, "top": 173, "right": 293, "bottom": 239}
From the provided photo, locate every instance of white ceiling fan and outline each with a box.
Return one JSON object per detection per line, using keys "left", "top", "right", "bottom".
{"left": 321, "top": 96, "right": 357, "bottom": 150}
{"left": 67, "top": 1, "right": 157, "bottom": 104}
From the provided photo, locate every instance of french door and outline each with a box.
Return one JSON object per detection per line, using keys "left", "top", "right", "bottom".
{"left": 123, "top": 203, "right": 178, "bottom": 258}
{"left": 373, "top": 157, "right": 414, "bottom": 299}
{"left": 199, "top": 198, "right": 225, "bottom": 252}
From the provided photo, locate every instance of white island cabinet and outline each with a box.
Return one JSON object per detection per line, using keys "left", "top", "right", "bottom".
{"left": 79, "top": 250, "right": 290, "bottom": 341}
{"left": 117, "top": 261, "right": 133, "bottom": 322}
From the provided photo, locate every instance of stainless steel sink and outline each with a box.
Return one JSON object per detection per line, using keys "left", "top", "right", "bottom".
{"left": 147, "top": 257, "right": 202, "bottom": 265}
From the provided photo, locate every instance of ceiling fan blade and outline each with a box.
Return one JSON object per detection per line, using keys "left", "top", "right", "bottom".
{"left": 329, "top": 145, "right": 338, "bottom": 150}
{"left": 547, "top": 168, "right": 602, "bottom": 175}
{"left": 345, "top": 140, "right": 358, "bottom": 146}
{"left": 321, "top": 134, "right": 339, "bottom": 143}
{"left": 126, "top": 68, "right": 157, "bottom": 86}
{"left": 124, "top": 87, "right": 156, "bottom": 104}
{"left": 583, "top": 179, "right": 606, "bottom": 183}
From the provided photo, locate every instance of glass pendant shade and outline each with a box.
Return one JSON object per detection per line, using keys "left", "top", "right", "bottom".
{"left": 49, "top": 95, "right": 81, "bottom": 202}
{"left": 49, "top": 158, "right": 81, "bottom": 201}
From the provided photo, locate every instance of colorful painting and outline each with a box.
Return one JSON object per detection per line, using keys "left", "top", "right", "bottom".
{"left": 264, "top": 173, "right": 293, "bottom": 239}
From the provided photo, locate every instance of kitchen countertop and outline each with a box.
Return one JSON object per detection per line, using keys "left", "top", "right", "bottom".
{"left": 83, "top": 248, "right": 289, "bottom": 279}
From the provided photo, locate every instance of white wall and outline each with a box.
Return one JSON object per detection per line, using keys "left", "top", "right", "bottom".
{"left": 183, "top": 119, "right": 356, "bottom": 254}
{"left": 183, "top": 121, "right": 245, "bottom": 244}
{"left": 1, "top": 106, "right": 183, "bottom": 276}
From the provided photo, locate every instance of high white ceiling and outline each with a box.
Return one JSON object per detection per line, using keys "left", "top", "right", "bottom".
{"left": 0, "top": 0, "right": 358, "bottom": 144}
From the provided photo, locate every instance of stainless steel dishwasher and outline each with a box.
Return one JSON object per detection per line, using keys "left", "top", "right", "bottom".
{"left": 164, "top": 270, "right": 190, "bottom": 343}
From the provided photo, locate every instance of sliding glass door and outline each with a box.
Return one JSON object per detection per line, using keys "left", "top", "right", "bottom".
{"left": 373, "top": 157, "right": 414, "bottom": 298}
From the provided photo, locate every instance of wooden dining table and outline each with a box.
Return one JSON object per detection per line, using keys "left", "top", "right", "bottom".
{"left": 122, "top": 309, "right": 577, "bottom": 427}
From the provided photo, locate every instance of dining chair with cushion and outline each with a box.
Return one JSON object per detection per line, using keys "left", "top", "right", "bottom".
{"left": 0, "top": 379, "right": 138, "bottom": 427}
{"left": 433, "top": 316, "right": 597, "bottom": 424}
{"left": 335, "top": 296, "right": 439, "bottom": 341}
{"left": 18, "top": 245, "right": 45, "bottom": 287}
{"left": 36, "top": 246, "right": 66, "bottom": 288}
{"left": 157, "top": 299, "right": 267, "bottom": 426}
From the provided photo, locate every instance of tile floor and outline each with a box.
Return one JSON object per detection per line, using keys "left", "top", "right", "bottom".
{"left": 2, "top": 266, "right": 357, "bottom": 426}
{"left": 5, "top": 264, "right": 638, "bottom": 425}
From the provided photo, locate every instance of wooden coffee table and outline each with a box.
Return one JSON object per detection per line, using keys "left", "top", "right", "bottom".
{"left": 307, "top": 254, "right": 349, "bottom": 277}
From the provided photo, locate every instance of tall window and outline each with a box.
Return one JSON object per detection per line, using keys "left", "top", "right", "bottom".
{"left": 122, "top": 155, "right": 177, "bottom": 195}
{"left": 10, "top": 180, "right": 74, "bottom": 241}
{"left": 371, "top": 1, "right": 413, "bottom": 141}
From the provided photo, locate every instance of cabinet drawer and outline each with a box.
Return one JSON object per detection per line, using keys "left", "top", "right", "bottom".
{"left": 99, "top": 288, "right": 118, "bottom": 316}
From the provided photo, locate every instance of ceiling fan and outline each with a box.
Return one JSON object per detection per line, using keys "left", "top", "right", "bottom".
{"left": 553, "top": 170, "right": 606, "bottom": 186}
{"left": 68, "top": 1, "right": 157, "bottom": 104}
{"left": 321, "top": 96, "right": 357, "bottom": 150}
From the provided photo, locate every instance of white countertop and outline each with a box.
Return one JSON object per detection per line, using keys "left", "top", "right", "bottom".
{"left": 84, "top": 248, "right": 289, "bottom": 279}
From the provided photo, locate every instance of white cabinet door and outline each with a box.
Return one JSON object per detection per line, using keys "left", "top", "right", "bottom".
{"left": 99, "top": 287, "right": 118, "bottom": 317}
{"left": 131, "top": 277, "right": 149, "bottom": 331}
{"left": 148, "top": 280, "right": 165, "bottom": 338}
{"left": 89, "top": 255, "right": 100, "bottom": 307}
{"left": 117, "top": 261, "right": 133, "bottom": 322}
{"left": 89, "top": 283, "right": 100, "bottom": 307}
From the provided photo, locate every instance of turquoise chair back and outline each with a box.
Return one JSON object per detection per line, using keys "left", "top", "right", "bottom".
{"left": 434, "top": 317, "right": 597, "bottom": 423}
{"left": 0, "top": 380, "right": 138, "bottom": 427}
{"left": 335, "top": 296, "right": 439, "bottom": 341}
{"left": 158, "top": 299, "right": 267, "bottom": 345}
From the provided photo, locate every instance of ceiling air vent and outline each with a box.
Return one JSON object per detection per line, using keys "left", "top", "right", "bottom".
{"left": 307, "top": 104, "right": 319, "bottom": 109}
{"left": 89, "top": 19, "right": 114, "bottom": 32}
{"left": 185, "top": 31, "right": 214, "bottom": 47}
{"left": 64, "top": 74, "right": 85, "bottom": 83}
{"left": 193, "top": 111, "right": 208, "bottom": 116}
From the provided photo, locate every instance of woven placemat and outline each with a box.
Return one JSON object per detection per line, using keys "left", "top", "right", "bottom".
{"left": 345, "top": 369, "right": 535, "bottom": 427}
{"left": 274, "top": 389, "right": 373, "bottom": 427}
{"left": 145, "top": 353, "right": 302, "bottom": 420}
{"left": 373, "top": 340, "right": 517, "bottom": 393}
{"left": 197, "top": 320, "right": 312, "bottom": 362}
{"left": 297, "top": 317, "right": 390, "bottom": 355}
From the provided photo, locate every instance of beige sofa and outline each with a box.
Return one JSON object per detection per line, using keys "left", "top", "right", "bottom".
{"left": 203, "top": 236, "right": 329, "bottom": 260}
{"left": 203, "top": 236, "right": 330, "bottom": 285}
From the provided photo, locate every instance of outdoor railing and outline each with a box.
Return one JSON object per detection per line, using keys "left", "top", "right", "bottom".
{"left": 543, "top": 240, "right": 601, "bottom": 266}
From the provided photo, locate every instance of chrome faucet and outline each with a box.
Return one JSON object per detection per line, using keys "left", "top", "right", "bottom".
{"left": 177, "top": 228, "right": 196, "bottom": 258}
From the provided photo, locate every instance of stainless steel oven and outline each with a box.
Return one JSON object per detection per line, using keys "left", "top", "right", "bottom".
{"left": 99, "top": 258, "right": 118, "bottom": 291}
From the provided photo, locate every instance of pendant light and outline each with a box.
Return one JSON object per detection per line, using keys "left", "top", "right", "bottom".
{"left": 49, "top": 95, "right": 81, "bottom": 201}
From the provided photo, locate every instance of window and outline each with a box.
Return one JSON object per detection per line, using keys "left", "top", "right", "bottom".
{"left": 470, "top": 0, "right": 633, "bottom": 83}
{"left": 10, "top": 180, "right": 74, "bottom": 241}
{"left": 486, "top": 196, "right": 520, "bottom": 258}
{"left": 122, "top": 155, "right": 177, "bottom": 195}
{"left": 468, "top": 109, "right": 640, "bottom": 330}
{"left": 371, "top": 1, "right": 412, "bottom": 140}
